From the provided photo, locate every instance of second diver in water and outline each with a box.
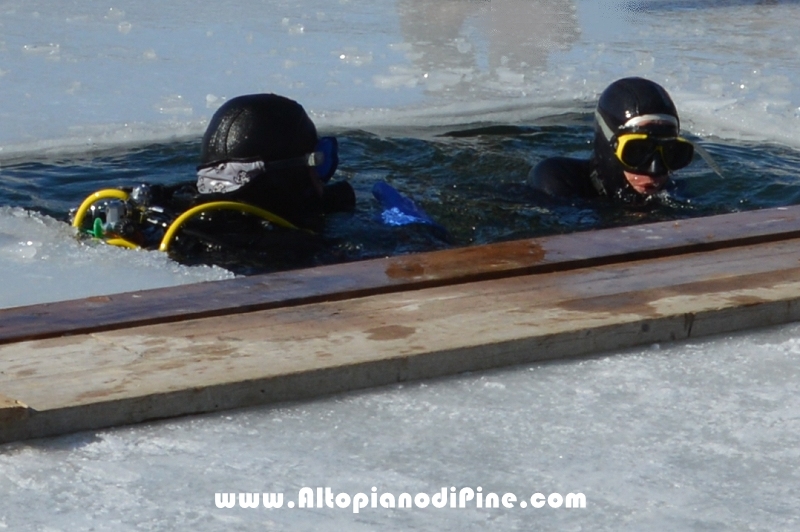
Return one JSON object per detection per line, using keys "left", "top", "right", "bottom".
{"left": 528, "top": 77, "right": 700, "bottom": 204}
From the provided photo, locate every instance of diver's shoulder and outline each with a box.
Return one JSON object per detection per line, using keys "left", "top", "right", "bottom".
{"left": 528, "top": 156, "right": 595, "bottom": 198}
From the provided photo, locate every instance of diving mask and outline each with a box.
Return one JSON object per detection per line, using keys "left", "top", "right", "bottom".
{"left": 196, "top": 136, "right": 339, "bottom": 195}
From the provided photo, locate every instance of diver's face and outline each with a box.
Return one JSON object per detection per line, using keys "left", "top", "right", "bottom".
{"left": 617, "top": 120, "right": 677, "bottom": 195}
{"left": 623, "top": 170, "right": 669, "bottom": 195}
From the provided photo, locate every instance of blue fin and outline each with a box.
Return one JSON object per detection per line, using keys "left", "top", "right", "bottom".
{"left": 372, "top": 181, "right": 452, "bottom": 242}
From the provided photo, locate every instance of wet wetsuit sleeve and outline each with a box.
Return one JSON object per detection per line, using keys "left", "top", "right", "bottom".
{"left": 528, "top": 157, "right": 597, "bottom": 198}
{"left": 321, "top": 181, "right": 356, "bottom": 213}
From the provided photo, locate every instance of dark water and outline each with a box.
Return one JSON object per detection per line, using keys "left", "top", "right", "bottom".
{"left": 2, "top": 114, "right": 800, "bottom": 275}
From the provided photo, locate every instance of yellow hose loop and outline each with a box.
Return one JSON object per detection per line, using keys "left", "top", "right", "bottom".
{"left": 105, "top": 238, "right": 140, "bottom": 249}
{"left": 159, "top": 201, "right": 302, "bottom": 252}
{"left": 71, "top": 189, "right": 130, "bottom": 229}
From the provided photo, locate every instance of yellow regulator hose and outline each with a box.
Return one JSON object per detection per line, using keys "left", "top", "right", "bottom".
{"left": 71, "top": 189, "right": 130, "bottom": 229}
{"left": 71, "top": 189, "right": 140, "bottom": 249}
{"left": 159, "top": 201, "right": 301, "bottom": 252}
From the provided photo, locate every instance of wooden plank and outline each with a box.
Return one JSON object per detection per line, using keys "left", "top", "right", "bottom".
{"left": 2, "top": 205, "right": 800, "bottom": 345}
{"left": 0, "top": 393, "right": 28, "bottom": 424}
{"left": 3, "top": 236, "right": 800, "bottom": 443}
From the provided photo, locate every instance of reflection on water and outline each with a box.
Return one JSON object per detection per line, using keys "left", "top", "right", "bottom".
{"left": 624, "top": 0, "right": 798, "bottom": 11}
{"left": 394, "top": 0, "right": 579, "bottom": 93}
{"left": 1, "top": 120, "right": 799, "bottom": 275}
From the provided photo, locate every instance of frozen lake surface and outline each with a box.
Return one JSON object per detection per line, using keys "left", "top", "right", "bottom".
{"left": 2, "top": 0, "right": 799, "bottom": 154}
{"left": 1, "top": 0, "right": 800, "bottom": 529}
{"left": 2, "top": 325, "right": 799, "bottom": 530}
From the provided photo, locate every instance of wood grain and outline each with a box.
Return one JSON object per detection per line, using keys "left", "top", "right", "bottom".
{"left": 3, "top": 233, "right": 800, "bottom": 443}
{"left": 3, "top": 206, "right": 800, "bottom": 345}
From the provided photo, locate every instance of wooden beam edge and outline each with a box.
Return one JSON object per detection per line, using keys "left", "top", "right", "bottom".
{"left": 3, "top": 206, "right": 800, "bottom": 345}
{"left": 0, "top": 393, "right": 29, "bottom": 424}
{"left": 2, "top": 289, "right": 799, "bottom": 445}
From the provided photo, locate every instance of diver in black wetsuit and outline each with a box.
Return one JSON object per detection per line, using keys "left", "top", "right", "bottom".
{"left": 529, "top": 77, "right": 696, "bottom": 204}
{"left": 72, "top": 93, "right": 452, "bottom": 271}
{"left": 74, "top": 93, "right": 356, "bottom": 254}
{"left": 145, "top": 93, "right": 355, "bottom": 232}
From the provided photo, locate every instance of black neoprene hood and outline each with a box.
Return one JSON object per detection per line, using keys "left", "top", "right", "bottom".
{"left": 596, "top": 77, "right": 680, "bottom": 134}
{"left": 200, "top": 94, "right": 318, "bottom": 165}
{"left": 591, "top": 77, "right": 681, "bottom": 197}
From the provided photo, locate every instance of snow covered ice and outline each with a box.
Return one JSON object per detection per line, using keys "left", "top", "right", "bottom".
{"left": 0, "top": 207, "right": 233, "bottom": 308}
{"left": 2, "top": 328, "right": 799, "bottom": 530}
{"left": 1, "top": 0, "right": 800, "bottom": 529}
